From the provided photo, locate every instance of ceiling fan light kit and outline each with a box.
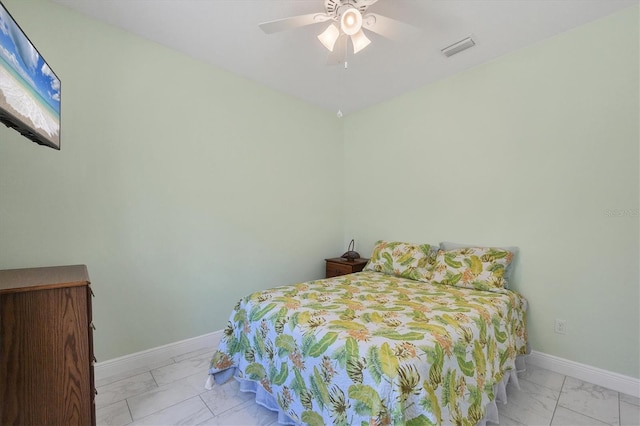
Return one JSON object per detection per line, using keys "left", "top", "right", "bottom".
{"left": 351, "top": 29, "right": 371, "bottom": 54}
{"left": 340, "top": 7, "right": 363, "bottom": 35}
{"left": 318, "top": 24, "right": 340, "bottom": 51}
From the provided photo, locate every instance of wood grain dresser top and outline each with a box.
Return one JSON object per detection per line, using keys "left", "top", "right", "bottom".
{"left": 0, "top": 265, "right": 90, "bottom": 294}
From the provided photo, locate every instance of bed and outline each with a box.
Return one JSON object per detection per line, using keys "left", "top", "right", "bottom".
{"left": 208, "top": 242, "right": 528, "bottom": 426}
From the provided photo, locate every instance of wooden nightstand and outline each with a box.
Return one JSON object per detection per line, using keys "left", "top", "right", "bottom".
{"left": 325, "top": 258, "right": 369, "bottom": 278}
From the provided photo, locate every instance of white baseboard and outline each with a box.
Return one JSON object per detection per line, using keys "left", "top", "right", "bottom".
{"left": 94, "top": 330, "right": 222, "bottom": 382}
{"left": 94, "top": 331, "right": 639, "bottom": 399}
{"left": 527, "top": 350, "right": 639, "bottom": 398}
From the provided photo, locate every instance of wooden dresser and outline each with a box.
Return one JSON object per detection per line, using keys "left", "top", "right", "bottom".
{"left": 0, "top": 265, "right": 96, "bottom": 426}
{"left": 325, "top": 257, "right": 369, "bottom": 278}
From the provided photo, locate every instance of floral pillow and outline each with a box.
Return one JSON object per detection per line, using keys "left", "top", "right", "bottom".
{"left": 364, "top": 240, "right": 437, "bottom": 282}
{"left": 431, "top": 247, "right": 513, "bottom": 292}
{"left": 440, "top": 241, "right": 518, "bottom": 287}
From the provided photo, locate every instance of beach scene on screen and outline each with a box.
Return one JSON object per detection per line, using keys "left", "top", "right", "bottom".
{"left": 0, "top": 5, "right": 60, "bottom": 148}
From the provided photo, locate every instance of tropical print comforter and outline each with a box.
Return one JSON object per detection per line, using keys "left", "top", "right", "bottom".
{"left": 209, "top": 271, "right": 527, "bottom": 426}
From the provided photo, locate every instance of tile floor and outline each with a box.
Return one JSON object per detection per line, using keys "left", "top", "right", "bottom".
{"left": 96, "top": 345, "right": 640, "bottom": 426}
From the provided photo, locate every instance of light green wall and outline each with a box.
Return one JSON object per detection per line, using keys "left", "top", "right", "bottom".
{"left": 1, "top": 1, "right": 637, "bottom": 379}
{"left": 343, "top": 6, "right": 639, "bottom": 378}
{"left": 0, "top": 0, "right": 344, "bottom": 360}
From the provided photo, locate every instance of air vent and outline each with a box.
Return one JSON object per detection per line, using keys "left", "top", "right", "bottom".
{"left": 441, "top": 37, "right": 475, "bottom": 57}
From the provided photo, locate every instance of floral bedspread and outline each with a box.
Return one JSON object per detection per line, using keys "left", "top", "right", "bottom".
{"left": 209, "top": 271, "right": 527, "bottom": 426}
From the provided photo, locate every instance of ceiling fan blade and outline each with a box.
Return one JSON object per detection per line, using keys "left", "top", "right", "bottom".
{"left": 327, "top": 34, "right": 348, "bottom": 65}
{"left": 362, "top": 13, "right": 420, "bottom": 41}
{"left": 259, "top": 13, "right": 331, "bottom": 34}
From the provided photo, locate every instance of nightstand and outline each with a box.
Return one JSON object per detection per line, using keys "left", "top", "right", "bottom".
{"left": 325, "top": 258, "right": 369, "bottom": 278}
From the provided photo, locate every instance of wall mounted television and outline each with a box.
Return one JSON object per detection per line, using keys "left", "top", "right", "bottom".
{"left": 0, "top": 1, "right": 60, "bottom": 150}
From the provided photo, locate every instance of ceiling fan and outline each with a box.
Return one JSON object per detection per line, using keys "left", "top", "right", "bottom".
{"left": 258, "top": 0, "right": 418, "bottom": 64}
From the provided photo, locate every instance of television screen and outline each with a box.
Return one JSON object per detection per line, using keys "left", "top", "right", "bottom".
{"left": 0, "top": 1, "right": 60, "bottom": 150}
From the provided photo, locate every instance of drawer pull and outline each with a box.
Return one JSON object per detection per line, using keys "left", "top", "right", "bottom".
{"left": 90, "top": 322, "right": 96, "bottom": 330}
{"left": 89, "top": 286, "right": 95, "bottom": 297}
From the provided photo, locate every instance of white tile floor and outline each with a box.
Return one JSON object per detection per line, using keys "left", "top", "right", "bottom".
{"left": 96, "top": 346, "right": 640, "bottom": 426}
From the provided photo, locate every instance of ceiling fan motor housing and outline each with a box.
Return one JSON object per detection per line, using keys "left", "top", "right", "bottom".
{"left": 324, "top": 0, "right": 374, "bottom": 20}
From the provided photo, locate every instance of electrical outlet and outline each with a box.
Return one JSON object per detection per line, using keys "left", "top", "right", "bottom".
{"left": 555, "top": 319, "right": 567, "bottom": 335}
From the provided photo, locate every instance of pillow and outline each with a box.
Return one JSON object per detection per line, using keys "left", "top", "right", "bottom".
{"left": 364, "top": 240, "right": 437, "bottom": 282}
{"left": 431, "top": 247, "right": 513, "bottom": 292}
{"left": 440, "top": 241, "right": 518, "bottom": 287}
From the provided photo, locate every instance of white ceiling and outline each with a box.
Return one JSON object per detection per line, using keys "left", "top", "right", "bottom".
{"left": 53, "top": 0, "right": 637, "bottom": 115}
